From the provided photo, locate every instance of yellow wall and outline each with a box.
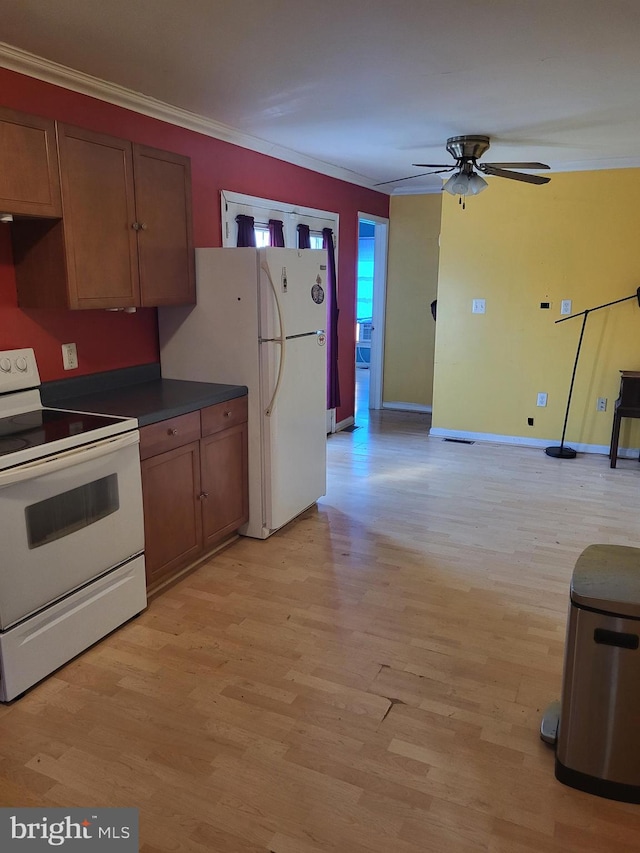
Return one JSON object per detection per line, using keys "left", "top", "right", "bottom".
{"left": 384, "top": 193, "right": 442, "bottom": 406}
{"left": 433, "top": 169, "right": 640, "bottom": 450}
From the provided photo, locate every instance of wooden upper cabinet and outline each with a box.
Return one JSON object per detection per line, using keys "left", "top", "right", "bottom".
{"left": 133, "top": 145, "right": 195, "bottom": 306}
{"left": 12, "top": 121, "right": 195, "bottom": 310}
{"left": 0, "top": 107, "right": 62, "bottom": 217}
{"left": 57, "top": 124, "right": 141, "bottom": 309}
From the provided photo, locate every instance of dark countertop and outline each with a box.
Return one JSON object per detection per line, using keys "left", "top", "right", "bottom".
{"left": 40, "top": 363, "right": 247, "bottom": 427}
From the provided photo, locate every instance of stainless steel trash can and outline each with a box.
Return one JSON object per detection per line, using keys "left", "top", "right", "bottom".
{"left": 555, "top": 544, "right": 640, "bottom": 802}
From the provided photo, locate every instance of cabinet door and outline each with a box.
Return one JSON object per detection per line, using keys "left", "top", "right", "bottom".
{"left": 133, "top": 144, "right": 195, "bottom": 306}
{"left": 0, "top": 107, "right": 62, "bottom": 217}
{"left": 200, "top": 423, "right": 249, "bottom": 550}
{"left": 57, "top": 124, "right": 140, "bottom": 309}
{"left": 141, "top": 440, "right": 202, "bottom": 591}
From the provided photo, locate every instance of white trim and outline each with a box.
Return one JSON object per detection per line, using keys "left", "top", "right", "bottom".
{"left": 5, "top": 43, "right": 640, "bottom": 192}
{"left": 0, "top": 41, "right": 380, "bottom": 191}
{"left": 384, "top": 402, "right": 432, "bottom": 413}
{"left": 221, "top": 190, "right": 339, "bottom": 249}
{"left": 222, "top": 191, "right": 339, "bottom": 226}
{"left": 428, "top": 427, "right": 639, "bottom": 457}
{"left": 358, "top": 213, "right": 388, "bottom": 413}
{"left": 390, "top": 186, "right": 444, "bottom": 196}
{"left": 335, "top": 415, "right": 355, "bottom": 432}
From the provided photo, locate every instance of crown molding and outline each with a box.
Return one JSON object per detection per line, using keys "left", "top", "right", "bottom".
{"left": 0, "top": 41, "right": 382, "bottom": 192}
{"left": 389, "top": 185, "right": 443, "bottom": 196}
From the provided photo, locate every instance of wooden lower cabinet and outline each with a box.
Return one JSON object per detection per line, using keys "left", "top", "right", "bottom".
{"left": 201, "top": 423, "right": 249, "bottom": 551}
{"left": 139, "top": 399, "right": 248, "bottom": 593}
{"left": 141, "top": 440, "right": 202, "bottom": 591}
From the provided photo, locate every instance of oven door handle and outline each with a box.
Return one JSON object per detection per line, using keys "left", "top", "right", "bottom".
{"left": 0, "top": 431, "right": 140, "bottom": 488}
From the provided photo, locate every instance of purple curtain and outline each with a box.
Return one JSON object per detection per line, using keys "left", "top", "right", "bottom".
{"left": 269, "top": 219, "right": 285, "bottom": 247}
{"left": 297, "top": 223, "right": 311, "bottom": 249}
{"left": 236, "top": 214, "right": 256, "bottom": 247}
{"left": 323, "top": 227, "right": 340, "bottom": 410}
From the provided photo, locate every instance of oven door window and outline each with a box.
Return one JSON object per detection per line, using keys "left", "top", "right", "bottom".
{"left": 25, "top": 473, "right": 120, "bottom": 549}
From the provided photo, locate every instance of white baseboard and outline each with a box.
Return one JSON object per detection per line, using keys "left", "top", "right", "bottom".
{"left": 428, "top": 427, "right": 639, "bottom": 458}
{"left": 335, "top": 415, "right": 355, "bottom": 432}
{"left": 383, "top": 402, "right": 432, "bottom": 414}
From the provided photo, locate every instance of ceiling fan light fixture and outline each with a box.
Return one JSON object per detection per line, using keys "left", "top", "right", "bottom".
{"left": 467, "top": 172, "right": 488, "bottom": 195}
{"left": 442, "top": 170, "right": 488, "bottom": 197}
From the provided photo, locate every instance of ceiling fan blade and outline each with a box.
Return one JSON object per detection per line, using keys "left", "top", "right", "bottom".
{"left": 483, "top": 161, "right": 550, "bottom": 170}
{"left": 479, "top": 165, "right": 551, "bottom": 185}
{"left": 412, "top": 163, "right": 453, "bottom": 168}
{"left": 374, "top": 168, "right": 454, "bottom": 187}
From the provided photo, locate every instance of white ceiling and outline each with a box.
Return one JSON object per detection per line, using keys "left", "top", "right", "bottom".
{"left": 2, "top": 0, "right": 640, "bottom": 194}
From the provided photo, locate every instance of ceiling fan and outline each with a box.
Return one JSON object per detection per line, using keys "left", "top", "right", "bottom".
{"left": 376, "top": 135, "right": 551, "bottom": 205}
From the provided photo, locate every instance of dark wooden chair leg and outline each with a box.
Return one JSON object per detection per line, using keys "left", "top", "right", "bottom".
{"left": 609, "top": 413, "right": 621, "bottom": 468}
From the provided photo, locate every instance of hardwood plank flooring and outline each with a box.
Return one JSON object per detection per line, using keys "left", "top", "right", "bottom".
{"left": 1, "top": 397, "right": 640, "bottom": 851}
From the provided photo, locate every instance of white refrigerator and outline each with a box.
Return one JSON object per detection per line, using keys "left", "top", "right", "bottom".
{"left": 158, "top": 247, "right": 328, "bottom": 539}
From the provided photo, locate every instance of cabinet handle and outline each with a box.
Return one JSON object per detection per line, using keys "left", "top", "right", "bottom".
{"left": 224, "top": 410, "right": 232, "bottom": 418}
{"left": 168, "top": 428, "right": 178, "bottom": 436}
{"left": 140, "top": 222, "right": 148, "bottom": 231}
{"left": 132, "top": 222, "right": 141, "bottom": 231}
{"left": 198, "top": 492, "right": 209, "bottom": 500}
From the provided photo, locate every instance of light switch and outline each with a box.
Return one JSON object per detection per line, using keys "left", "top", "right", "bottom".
{"left": 472, "top": 299, "right": 486, "bottom": 314}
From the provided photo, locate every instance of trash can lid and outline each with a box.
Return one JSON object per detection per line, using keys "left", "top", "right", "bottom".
{"left": 571, "top": 544, "right": 640, "bottom": 618}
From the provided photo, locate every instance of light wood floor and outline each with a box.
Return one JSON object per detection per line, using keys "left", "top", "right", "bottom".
{"left": 2, "top": 399, "right": 640, "bottom": 852}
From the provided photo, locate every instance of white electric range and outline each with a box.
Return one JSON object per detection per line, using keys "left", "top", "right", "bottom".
{"left": 0, "top": 348, "right": 147, "bottom": 701}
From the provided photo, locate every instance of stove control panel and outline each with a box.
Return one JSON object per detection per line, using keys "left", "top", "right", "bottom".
{"left": 0, "top": 349, "right": 40, "bottom": 394}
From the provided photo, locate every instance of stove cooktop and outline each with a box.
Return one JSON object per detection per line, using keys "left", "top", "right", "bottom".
{"left": 0, "top": 408, "right": 130, "bottom": 458}
{"left": 0, "top": 348, "right": 139, "bottom": 472}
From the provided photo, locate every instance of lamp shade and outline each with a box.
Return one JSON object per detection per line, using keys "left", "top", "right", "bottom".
{"left": 443, "top": 170, "right": 488, "bottom": 197}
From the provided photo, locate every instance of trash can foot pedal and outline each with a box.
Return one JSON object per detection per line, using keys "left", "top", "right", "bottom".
{"left": 540, "top": 699, "right": 560, "bottom": 745}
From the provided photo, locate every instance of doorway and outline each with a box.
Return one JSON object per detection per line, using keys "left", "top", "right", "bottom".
{"left": 356, "top": 214, "right": 388, "bottom": 415}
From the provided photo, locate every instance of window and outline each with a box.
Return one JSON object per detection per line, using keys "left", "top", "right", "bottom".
{"left": 221, "top": 191, "right": 338, "bottom": 252}
{"left": 254, "top": 226, "right": 270, "bottom": 247}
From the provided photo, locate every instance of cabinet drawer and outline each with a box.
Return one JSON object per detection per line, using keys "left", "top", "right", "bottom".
{"left": 139, "top": 411, "right": 201, "bottom": 460}
{"left": 201, "top": 396, "right": 248, "bottom": 437}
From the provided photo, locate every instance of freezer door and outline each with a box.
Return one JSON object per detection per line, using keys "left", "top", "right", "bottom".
{"left": 259, "top": 247, "right": 328, "bottom": 339}
{"left": 261, "top": 332, "right": 327, "bottom": 533}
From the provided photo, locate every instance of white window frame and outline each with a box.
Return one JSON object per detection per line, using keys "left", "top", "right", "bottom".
{"left": 220, "top": 190, "right": 339, "bottom": 252}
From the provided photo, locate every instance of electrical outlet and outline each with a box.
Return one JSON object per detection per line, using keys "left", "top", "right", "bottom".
{"left": 472, "top": 299, "right": 486, "bottom": 314}
{"left": 62, "top": 342, "right": 78, "bottom": 371}
{"left": 561, "top": 299, "right": 572, "bottom": 315}
{"left": 537, "top": 392, "right": 548, "bottom": 407}
{"left": 597, "top": 397, "right": 607, "bottom": 412}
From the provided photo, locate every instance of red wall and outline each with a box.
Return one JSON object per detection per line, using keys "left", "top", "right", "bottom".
{"left": 0, "top": 68, "right": 388, "bottom": 423}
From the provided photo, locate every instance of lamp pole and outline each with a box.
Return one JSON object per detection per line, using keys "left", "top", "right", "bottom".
{"left": 545, "top": 288, "right": 640, "bottom": 459}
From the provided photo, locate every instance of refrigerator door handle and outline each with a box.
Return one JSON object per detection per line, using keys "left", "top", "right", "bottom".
{"left": 260, "top": 260, "right": 286, "bottom": 417}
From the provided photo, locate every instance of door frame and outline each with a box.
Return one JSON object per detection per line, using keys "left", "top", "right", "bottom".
{"left": 357, "top": 212, "right": 389, "bottom": 411}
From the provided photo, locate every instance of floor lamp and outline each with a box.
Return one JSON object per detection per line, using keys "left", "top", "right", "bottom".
{"left": 545, "top": 287, "right": 640, "bottom": 459}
